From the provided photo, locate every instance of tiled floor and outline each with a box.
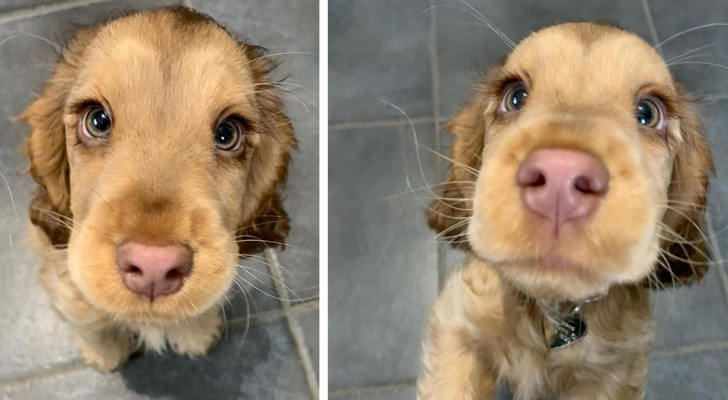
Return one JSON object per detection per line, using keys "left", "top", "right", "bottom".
{"left": 0, "top": 1, "right": 318, "bottom": 399}
{"left": 329, "top": 0, "right": 728, "bottom": 398}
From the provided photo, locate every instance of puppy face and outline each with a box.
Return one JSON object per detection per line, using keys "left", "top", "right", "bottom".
{"left": 429, "top": 23, "right": 712, "bottom": 300}
{"left": 23, "top": 8, "right": 295, "bottom": 325}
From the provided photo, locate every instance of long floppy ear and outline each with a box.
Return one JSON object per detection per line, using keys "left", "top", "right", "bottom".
{"left": 425, "top": 84, "right": 489, "bottom": 251}
{"left": 21, "top": 26, "right": 100, "bottom": 248}
{"left": 235, "top": 44, "right": 297, "bottom": 256}
{"left": 651, "top": 87, "right": 714, "bottom": 288}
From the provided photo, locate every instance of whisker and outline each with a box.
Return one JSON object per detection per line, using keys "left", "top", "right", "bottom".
{"left": 0, "top": 171, "right": 17, "bottom": 216}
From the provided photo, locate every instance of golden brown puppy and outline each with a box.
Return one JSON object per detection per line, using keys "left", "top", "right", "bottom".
{"left": 418, "top": 22, "right": 713, "bottom": 399}
{"left": 22, "top": 7, "right": 295, "bottom": 371}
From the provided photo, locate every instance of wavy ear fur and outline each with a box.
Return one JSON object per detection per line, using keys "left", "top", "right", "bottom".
{"left": 651, "top": 87, "right": 714, "bottom": 288}
{"left": 425, "top": 83, "right": 489, "bottom": 251}
{"left": 235, "top": 43, "right": 296, "bottom": 256}
{"left": 21, "top": 26, "right": 100, "bottom": 248}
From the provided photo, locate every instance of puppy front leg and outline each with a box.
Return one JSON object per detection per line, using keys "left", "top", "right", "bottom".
{"left": 167, "top": 306, "right": 222, "bottom": 357}
{"left": 417, "top": 322, "right": 496, "bottom": 399}
{"left": 417, "top": 269, "right": 499, "bottom": 400}
{"left": 74, "top": 325, "right": 131, "bottom": 372}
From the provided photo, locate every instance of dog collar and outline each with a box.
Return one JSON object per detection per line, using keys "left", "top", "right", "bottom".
{"left": 540, "top": 296, "right": 600, "bottom": 349}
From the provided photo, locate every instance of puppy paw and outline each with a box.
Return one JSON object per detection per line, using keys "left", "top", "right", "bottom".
{"left": 75, "top": 330, "right": 130, "bottom": 372}
{"left": 167, "top": 309, "right": 222, "bottom": 357}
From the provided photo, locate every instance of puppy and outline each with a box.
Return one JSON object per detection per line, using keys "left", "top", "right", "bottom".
{"left": 21, "top": 7, "right": 295, "bottom": 371}
{"left": 418, "top": 22, "right": 713, "bottom": 399}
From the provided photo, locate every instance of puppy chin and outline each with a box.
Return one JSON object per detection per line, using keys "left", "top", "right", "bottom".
{"left": 468, "top": 219, "right": 657, "bottom": 301}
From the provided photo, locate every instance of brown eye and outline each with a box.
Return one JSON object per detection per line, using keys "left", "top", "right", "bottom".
{"left": 636, "top": 97, "right": 665, "bottom": 130}
{"left": 81, "top": 106, "right": 112, "bottom": 139}
{"left": 214, "top": 119, "right": 243, "bottom": 151}
{"left": 501, "top": 83, "right": 528, "bottom": 112}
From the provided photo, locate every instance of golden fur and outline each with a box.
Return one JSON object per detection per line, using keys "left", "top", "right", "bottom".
{"left": 22, "top": 7, "right": 295, "bottom": 371}
{"left": 418, "top": 23, "right": 713, "bottom": 399}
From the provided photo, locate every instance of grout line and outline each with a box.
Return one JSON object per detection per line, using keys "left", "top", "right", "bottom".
{"left": 329, "top": 116, "right": 437, "bottom": 132}
{"left": 429, "top": 0, "right": 447, "bottom": 293}
{"left": 705, "top": 212, "right": 728, "bottom": 311}
{"left": 0, "top": 0, "right": 116, "bottom": 25}
{"left": 640, "top": 0, "right": 661, "bottom": 52}
{"left": 266, "top": 249, "right": 319, "bottom": 400}
{"left": 0, "top": 359, "right": 86, "bottom": 389}
{"left": 226, "top": 299, "right": 320, "bottom": 329}
{"left": 329, "top": 381, "right": 416, "bottom": 398}
{"left": 653, "top": 340, "right": 728, "bottom": 358}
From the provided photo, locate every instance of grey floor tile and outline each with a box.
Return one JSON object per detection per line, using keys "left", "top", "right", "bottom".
{"left": 332, "top": 385, "right": 417, "bottom": 400}
{"left": 329, "top": 125, "right": 439, "bottom": 389}
{"left": 649, "top": 0, "right": 728, "bottom": 100}
{"left": 651, "top": 266, "right": 728, "bottom": 349}
{"left": 0, "top": 0, "right": 64, "bottom": 14}
{"left": 0, "top": 319, "right": 310, "bottom": 400}
{"left": 0, "top": 366, "right": 154, "bottom": 400}
{"left": 329, "top": 0, "right": 433, "bottom": 123}
{"left": 278, "top": 108, "right": 320, "bottom": 304}
{"left": 295, "top": 307, "right": 319, "bottom": 376}
{"left": 0, "top": 149, "right": 79, "bottom": 380}
{"left": 647, "top": 349, "right": 728, "bottom": 400}
{"left": 120, "top": 319, "right": 310, "bottom": 400}
{"left": 191, "top": 0, "right": 320, "bottom": 305}
{"left": 435, "top": 0, "right": 657, "bottom": 117}
{"left": 703, "top": 100, "right": 728, "bottom": 226}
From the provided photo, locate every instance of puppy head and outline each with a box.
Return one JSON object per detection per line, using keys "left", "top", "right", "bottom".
{"left": 428, "top": 23, "right": 712, "bottom": 300}
{"left": 22, "top": 7, "right": 295, "bottom": 325}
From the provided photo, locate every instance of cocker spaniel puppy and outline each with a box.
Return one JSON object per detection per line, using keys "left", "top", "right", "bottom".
{"left": 22, "top": 7, "right": 295, "bottom": 371}
{"left": 418, "top": 22, "right": 713, "bottom": 400}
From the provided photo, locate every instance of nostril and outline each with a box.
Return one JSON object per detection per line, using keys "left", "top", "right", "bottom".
{"left": 126, "top": 265, "right": 143, "bottom": 275}
{"left": 165, "top": 268, "right": 185, "bottom": 281}
{"left": 517, "top": 168, "right": 547, "bottom": 188}
{"left": 573, "top": 175, "right": 607, "bottom": 195}
{"left": 574, "top": 176, "right": 594, "bottom": 194}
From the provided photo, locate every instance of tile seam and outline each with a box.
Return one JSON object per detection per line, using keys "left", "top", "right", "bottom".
{"left": 329, "top": 381, "right": 416, "bottom": 398}
{"left": 652, "top": 340, "right": 728, "bottom": 358}
{"left": 429, "top": 0, "right": 447, "bottom": 294}
{"left": 329, "top": 116, "right": 436, "bottom": 132}
{"left": 0, "top": 359, "right": 86, "bottom": 389}
{"left": 266, "top": 248, "right": 319, "bottom": 400}
{"left": 705, "top": 212, "right": 728, "bottom": 311}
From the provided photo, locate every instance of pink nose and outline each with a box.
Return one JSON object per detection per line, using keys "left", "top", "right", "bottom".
{"left": 115, "top": 242, "right": 192, "bottom": 300}
{"left": 516, "top": 149, "right": 609, "bottom": 231}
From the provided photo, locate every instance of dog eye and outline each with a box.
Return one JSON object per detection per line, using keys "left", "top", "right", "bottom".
{"left": 636, "top": 98, "right": 665, "bottom": 130}
{"left": 214, "top": 119, "right": 243, "bottom": 151}
{"left": 81, "top": 106, "right": 112, "bottom": 139}
{"left": 501, "top": 84, "right": 528, "bottom": 112}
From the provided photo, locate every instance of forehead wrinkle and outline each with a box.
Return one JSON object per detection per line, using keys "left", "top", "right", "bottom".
{"left": 75, "top": 37, "right": 255, "bottom": 134}
{"left": 169, "top": 45, "right": 256, "bottom": 122}
{"left": 507, "top": 26, "right": 673, "bottom": 114}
